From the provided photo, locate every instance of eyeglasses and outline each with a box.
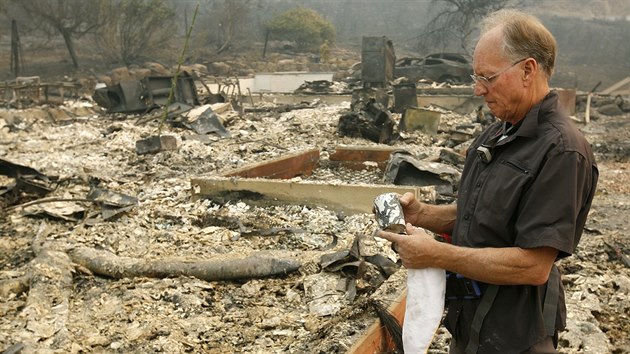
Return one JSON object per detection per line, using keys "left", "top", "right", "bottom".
{"left": 471, "top": 58, "right": 527, "bottom": 87}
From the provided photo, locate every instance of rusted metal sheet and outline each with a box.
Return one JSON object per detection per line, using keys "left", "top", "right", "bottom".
{"left": 328, "top": 145, "right": 397, "bottom": 170}
{"left": 222, "top": 149, "right": 320, "bottom": 179}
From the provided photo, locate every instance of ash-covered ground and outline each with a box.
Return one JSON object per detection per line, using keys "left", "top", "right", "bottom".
{"left": 1, "top": 87, "right": 628, "bottom": 353}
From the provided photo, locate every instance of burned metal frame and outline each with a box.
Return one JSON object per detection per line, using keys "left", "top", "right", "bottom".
{"left": 92, "top": 72, "right": 200, "bottom": 113}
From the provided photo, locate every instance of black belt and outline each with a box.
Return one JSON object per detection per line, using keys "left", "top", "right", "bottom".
{"left": 446, "top": 272, "right": 482, "bottom": 300}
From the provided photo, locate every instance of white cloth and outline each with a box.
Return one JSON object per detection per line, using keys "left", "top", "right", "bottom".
{"left": 403, "top": 268, "right": 446, "bottom": 353}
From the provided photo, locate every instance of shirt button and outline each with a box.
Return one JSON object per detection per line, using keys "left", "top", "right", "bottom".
{"left": 476, "top": 181, "right": 481, "bottom": 187}
{"left": 464, "top": 214, "right": 470, "bottom": 220}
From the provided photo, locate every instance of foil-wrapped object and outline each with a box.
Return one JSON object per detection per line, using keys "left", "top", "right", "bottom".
{"left": 373, "top": 192, "right": 406, "bottom": 234}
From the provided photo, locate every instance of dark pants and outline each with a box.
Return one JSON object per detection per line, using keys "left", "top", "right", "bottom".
{"left": 448, "top": 334, "right": 558, "bottom": 354}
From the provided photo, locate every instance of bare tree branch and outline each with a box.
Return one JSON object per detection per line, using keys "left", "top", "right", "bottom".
{"left": 94, "top": 0, "right": 177, "bottom": 65}
{"left": 7, "top": 0, "right": 108, "bottom": 68}
{"left": 417, "top": 0, "right": 515, "bottom": 55}
{"left": 215, "top": 0, "right": 252, "bottom": 54}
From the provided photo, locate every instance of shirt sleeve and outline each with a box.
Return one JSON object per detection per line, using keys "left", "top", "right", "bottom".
{"left": 513, "top": 150, "right": 593, "bottom": 258}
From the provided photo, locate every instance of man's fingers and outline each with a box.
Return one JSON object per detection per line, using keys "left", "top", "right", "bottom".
{"left": 374, "top": 229, "right": 401, "bottom": 243}
{"left": 399, "top": 192, "right": 415, "bottom": 206}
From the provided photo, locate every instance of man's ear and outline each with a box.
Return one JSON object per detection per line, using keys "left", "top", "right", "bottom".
{"left": 523, "top": 58, "right": 537, "bottom": 81}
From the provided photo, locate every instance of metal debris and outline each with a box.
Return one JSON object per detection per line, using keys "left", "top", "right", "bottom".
{"left": 92, "top": 72, "right": 200, "bottom": 113}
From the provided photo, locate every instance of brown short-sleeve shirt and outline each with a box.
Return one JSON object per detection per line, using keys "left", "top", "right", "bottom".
{"left": 445, "top": 91, "right": 599, "bottom": 353}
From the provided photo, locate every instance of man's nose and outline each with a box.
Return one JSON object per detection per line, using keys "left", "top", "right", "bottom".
{"left": 473, "top": 81, "right": 487, "bottom": 96}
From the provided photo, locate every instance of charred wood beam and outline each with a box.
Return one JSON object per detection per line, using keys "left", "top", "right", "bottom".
{"left": 67, "top": 246, "right": 301, "bottom": 281}
{"left": 0, "top": 245, "right": 301, "bottom": 300}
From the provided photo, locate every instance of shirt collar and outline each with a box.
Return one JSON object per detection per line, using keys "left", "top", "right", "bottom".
{"left": 513, "top": 90, "right": 558, "bottom": 138}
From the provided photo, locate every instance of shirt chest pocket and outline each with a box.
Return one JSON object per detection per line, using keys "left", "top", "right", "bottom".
{"left": 477, "top": 159, "right": 534, "bottom": 216}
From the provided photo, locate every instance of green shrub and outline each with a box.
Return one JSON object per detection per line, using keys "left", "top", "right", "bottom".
{"left": 266, "top": 7, "right": 335, "bottom": 52}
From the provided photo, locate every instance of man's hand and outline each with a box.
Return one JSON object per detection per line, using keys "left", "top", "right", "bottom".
{"left": 398, "top": 192, "right": 423, "bottom": 227}
{"left": 375, "top": 223, "right": 440, "bottom": 269}
{"left": 377, "top": 224, "right": 559, "bottom": 285}
{"left": 397, "top": 193, "right": 457, "bottom": 235}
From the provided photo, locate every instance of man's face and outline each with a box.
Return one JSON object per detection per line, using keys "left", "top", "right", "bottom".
{"left": 472, "top": 29, "right": 527, "bottom": 123}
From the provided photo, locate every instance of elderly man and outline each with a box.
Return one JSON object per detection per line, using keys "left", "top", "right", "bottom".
{"left": 376, "top": 9, "right": 598, "bottom": 353}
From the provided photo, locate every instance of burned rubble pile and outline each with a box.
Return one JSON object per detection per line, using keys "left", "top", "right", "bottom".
{"left": 1, "top": 65, "right": 629, "bottom": 354}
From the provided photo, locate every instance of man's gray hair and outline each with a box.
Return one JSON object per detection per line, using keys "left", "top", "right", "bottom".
{"left": 480, "top": 9, "right": 556, "bottom": 78}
